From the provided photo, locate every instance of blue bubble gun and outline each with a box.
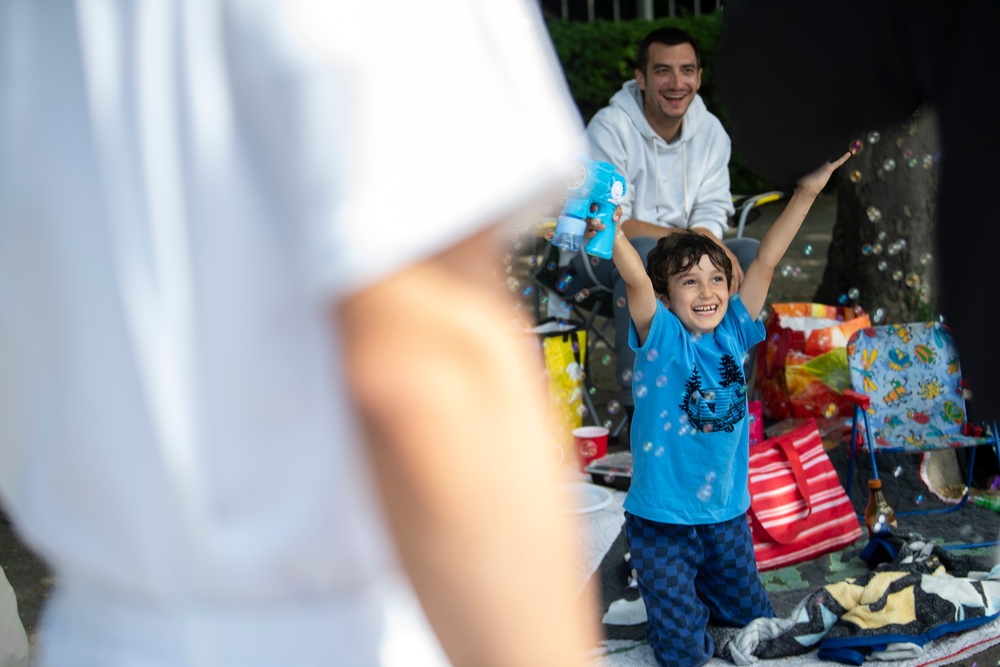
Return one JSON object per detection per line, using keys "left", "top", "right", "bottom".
{"left": 551, "top": 157, "right": 627, "bottom": 260}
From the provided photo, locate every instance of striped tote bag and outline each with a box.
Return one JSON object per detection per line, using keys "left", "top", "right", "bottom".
{"left": 747, "top": 419, "right": 862, "bottom": 571}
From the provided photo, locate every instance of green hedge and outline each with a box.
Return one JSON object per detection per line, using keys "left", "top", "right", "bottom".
{"left": 546, "top": 14, "right": 773, "bottom": 194}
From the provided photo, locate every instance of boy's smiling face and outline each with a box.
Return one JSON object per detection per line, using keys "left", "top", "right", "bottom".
{"left": 661, "top": 254, "right": 729, "bottom": 335}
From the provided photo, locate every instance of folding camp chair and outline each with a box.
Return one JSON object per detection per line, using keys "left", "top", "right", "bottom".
{"left": 844, "top": 321, "right": 1000, "bottom": 546}
{"left": 529, "top": 230, "right": 625, "bottom": 435}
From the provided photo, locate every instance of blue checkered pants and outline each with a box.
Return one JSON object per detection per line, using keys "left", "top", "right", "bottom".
{"left": 625, "top": 512, "right": 774, "bottom": 667}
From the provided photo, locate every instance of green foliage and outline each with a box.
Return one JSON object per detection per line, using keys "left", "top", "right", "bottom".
{"left": 546, "top": 14, "right": 773, "bottom": 195}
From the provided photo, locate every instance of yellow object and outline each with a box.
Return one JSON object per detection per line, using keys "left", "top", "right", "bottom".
{"left": 542, "top": 328, "right": 587, "bottom": 463}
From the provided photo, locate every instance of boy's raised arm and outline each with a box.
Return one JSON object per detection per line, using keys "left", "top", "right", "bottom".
{"left": 586, "top": 207, "right": 658, "bottom": 345}
{"left": 739, "top": 153, "right": 851, "bottom": 320}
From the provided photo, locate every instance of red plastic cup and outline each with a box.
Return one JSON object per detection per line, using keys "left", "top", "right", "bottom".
{"left": 572, "top": 426, "right": 609, "bottom": 471}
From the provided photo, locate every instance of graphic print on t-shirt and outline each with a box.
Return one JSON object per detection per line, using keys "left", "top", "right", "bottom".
{"left": 678, "top": 354, "right": 747, "bottom": 433}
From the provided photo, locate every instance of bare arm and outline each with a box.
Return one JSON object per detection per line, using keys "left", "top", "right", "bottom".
{"left": 588, "top": 208, "right": 657, "bottom": 345}
{"left": 339, "top": 226, "right": 599, "bottom": 667}
{"left": 739, "top": 153, "right": 851, "bottom": 319}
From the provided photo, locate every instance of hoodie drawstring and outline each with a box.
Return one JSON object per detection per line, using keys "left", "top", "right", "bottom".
{"left": 682, "top": 139, "right": 690, "bottom": 223}
{"left": 653, "top": 140, "right": 660, "bottom": 213}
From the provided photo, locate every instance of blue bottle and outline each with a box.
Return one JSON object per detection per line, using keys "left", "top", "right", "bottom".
{"left": 551, "top": 158, "right": 627, "bottom": 260}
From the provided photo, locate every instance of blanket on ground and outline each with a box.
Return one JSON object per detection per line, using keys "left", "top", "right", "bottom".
{"left": 722, "top": 533, "right": 1000, "bottom": 665}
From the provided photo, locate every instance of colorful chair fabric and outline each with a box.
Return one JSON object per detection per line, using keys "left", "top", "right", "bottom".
{"left": 844, "top": 321, "right": 1000, "bottom": 528}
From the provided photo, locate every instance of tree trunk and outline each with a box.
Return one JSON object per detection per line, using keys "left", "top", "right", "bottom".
{"left": 815, "top": 107, "right": 942, "bottom": 325}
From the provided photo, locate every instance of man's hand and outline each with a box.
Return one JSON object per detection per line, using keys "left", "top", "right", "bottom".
{"left": 720, "top": 241, "right": 744, "bottom": 294}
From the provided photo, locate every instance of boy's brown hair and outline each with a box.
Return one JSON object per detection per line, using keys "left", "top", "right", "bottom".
{"left": 646, "top": 230, "right": 733, "bottom": 298}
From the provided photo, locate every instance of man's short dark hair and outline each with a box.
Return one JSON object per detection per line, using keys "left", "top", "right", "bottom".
{"left": 646, "top": 230, "right": 732, "bottom": 299}
{"left": 636, "top": 26, "right": 701, "bottom": 73}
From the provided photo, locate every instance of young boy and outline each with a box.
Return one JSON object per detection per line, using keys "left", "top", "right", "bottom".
{"left": 585, "top": 153, "right": 849, "bottom": 667}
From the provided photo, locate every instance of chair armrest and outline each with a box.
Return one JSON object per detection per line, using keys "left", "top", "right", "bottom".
{"left": 843, "top": 389, "right": 870, "bottom": 410}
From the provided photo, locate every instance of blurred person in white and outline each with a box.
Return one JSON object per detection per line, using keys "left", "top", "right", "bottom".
{"left": 0, "top": 1, "right": 599, "bottom": 665}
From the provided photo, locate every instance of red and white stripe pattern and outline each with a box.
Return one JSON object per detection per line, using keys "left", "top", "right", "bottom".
{"left": 747, "top": 420, "right": 862, "bottom": 571}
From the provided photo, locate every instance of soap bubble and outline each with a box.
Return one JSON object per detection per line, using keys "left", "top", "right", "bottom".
{"left": 873, "top": 308, "right": 885, "bottom": 323}
{"left": 574, "top": 288, "right": 590, "bottom": 302}
{"left": 877, "top": 231, "right": 888, "bottom": 241}
{"left": 621, "top": 369, "right": 632, "bottom": 383}
{"left": 781, "top": 265, "right": 794, "bottom": 278}
{"left": 642, "top": 441, "right": 653, "bottom": 452}
{"left": 892, "top": 270, "right": 904, "bottom": 281}
{"left": 646, "top": 349, "right": 659, "bottom": 362}
{"left": 902, "top": 148, "right": 914, "bottom": 160}
{"left": 824, "top": 403, "right": 839, "bottom": 418}
{"left": 867, "top": 131, "right": 881, "bottom": 144}
{"left": 705, "top": 471, "right": 717, "bottom": 483}
{"left": 607, "top": 400, "right": 621, "bottom": 415}
{"left": 906, "top": 273, "right": 920, "bottom": 288}
{"left": 849, "top": 170, "right": 862, "bottom": 183}
{"left": 848, "top": 287, "right": 860, "bottom": 300}
{"left": 547, "top": 261, "right": 557, "bottom": 271}
{"left": 804, "top": 245, "right": 814, "bottom": 256}
{"left": 866, "top": 207, "right": 883, "bottom": 223}
{"left": 697, "top": 484, "right": 713, "bottom": 502}
{"left": 634, "top": 370, "right": 644, "bottom": 382}
{"left": 578, "top": 439, "right": 597, "bottom": 459}
{"left": 882, "top": 158, "right": 896, "bottom": 172}
{"left": 922, "top": 154, "right": 934, "bottom": 169}
{"left": 603, "top": 419, "right": 613, "bottom": 429}
{"left": 877, "top": 260, "right": 889, "bottom": 271}
{"left": 908, "top": 157, "right": 919, "bottom": 168}
{"left": 872, "top": 243, "right": 883, "bottom": 255}
{"left": 602, "top": 354, "right": 612, "bottom": 366}
{"left": 616, "top": 297, "right": 626, "bottom": 308}
{"left": 506, "top": 277, "right": 520, "bottom": 291}
{"left": 920, "top": 253, "right": 933, "bottom": 265}
{"left": 654, "top": 446, "right": 665, "bottom": 457}
{"left": 915, "top": 494, "right": 924, "bottom": 505}
{"left": 544, "top": 229, "right": 555, "bottom": 241}
{"left": 850, "top": 139, "right": 864, "bottom": 154}
{"left": 576, "top": 404, "right": 588, "bottom": 418}
{"left": 655, "top": 375, "right": 668, "bottom": 388}
{"left": 862, "top": 244, "right": 874, "bottom": 256}
{"left": 522, "top": 286, "right": 534, "bottom": 297}
{"left": 635, "top": 385, "right": 648, "bottom": 399}
{"left": 838, "top": 293, "right": 848, "bottom": 305}
{"left": 590, "top": 255, "right": 601, "bottom": 266}
{"left": 893, "top": 466, "right": 903, "bottom": 477}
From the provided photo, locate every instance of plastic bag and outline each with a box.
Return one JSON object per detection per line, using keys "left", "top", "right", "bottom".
{"left": 753, "top": 303, "right": 870, "bottom": 421}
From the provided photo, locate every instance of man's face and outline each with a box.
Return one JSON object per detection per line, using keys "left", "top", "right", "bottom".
{"left": 636, "top": 42, "right": 702, "bottom": 128}
{"left": 662, "top": 254, "right": 729, "bottom": 335}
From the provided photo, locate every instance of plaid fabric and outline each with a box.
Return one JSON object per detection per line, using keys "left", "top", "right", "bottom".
{"left": 625, "top": 512, "right": 774, "bottom": 667}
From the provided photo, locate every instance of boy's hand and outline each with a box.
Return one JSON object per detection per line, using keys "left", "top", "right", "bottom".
{"left": 796, "top": 152, "right": 851, "bottom": 197}
{"left": 584, "top": 205, "right": 623, "bottom": 240}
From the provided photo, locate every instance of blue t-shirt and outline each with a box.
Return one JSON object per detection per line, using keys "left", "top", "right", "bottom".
{"left": 624, "top": 295, "right": 765, "bottom": 525}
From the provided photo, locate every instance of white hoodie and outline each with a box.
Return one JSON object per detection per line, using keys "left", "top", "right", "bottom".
{"left": 586, "top": 80, "right": 735, "bottom": 240}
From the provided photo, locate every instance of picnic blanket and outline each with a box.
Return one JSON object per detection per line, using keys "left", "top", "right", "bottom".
{"left": 721, "top": 533, "right": 1000, "bottom": 665}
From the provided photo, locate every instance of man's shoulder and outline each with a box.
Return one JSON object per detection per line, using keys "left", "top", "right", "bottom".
{"left": 685, "top": 95, "right": 728, "bottom": 140}
{"left": 587, "top": 103, "right": 632, "bottom": 131}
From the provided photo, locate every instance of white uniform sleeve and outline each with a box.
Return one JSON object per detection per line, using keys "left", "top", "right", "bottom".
{"left": 271, "top": 1, "right": 585, "bottom": 298}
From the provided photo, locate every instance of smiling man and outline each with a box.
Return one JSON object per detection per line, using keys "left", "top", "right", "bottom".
{"left": 562, "top": 27, "right": 755, "bottom": 416}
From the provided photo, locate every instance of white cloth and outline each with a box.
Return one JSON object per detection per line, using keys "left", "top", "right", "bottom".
{"left": 0, "top": 0, "right": 582, "bottom": 664}
{"left": 0, "top": 567, "right": 27, "bottom": 667}
{"left": 585, "top": 81, "right": 735, "bottom": 240}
